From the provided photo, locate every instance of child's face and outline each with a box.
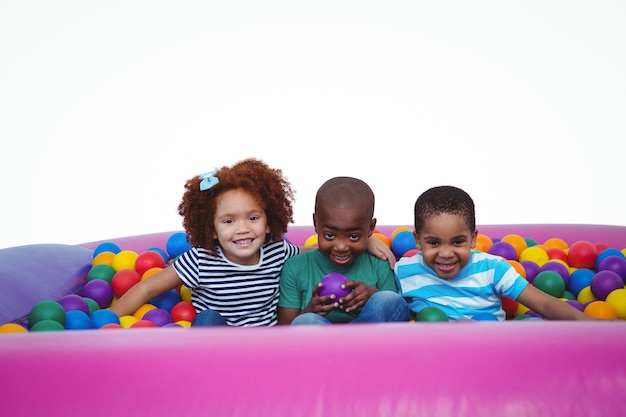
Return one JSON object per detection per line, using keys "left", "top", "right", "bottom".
{"left": 414, "top": 212, "right": 477, "bottom": 279}
{"left": 313, "top": 205, "right": 375, "bottom": 267}
{"left": 212, "top": 188, "right": 270, "bottom": 266}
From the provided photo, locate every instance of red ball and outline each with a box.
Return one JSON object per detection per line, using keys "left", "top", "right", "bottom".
{"left": 170, "top": 301, "right": 197, "bottom": 322}
{"left": 501, "top": 296, "right": 519, "bottom": 320}
{"left": 135, "top": 250, "right": 167, "bottom": 276}
{"left": 111, "top": 269, "right": 141, "bottom": 298}
{"left": 546, "top": 247, "right": 568, "bottom": 263}
{"left": 567, "top": 240, "right": 598, "bottom": 270}
{"left": 130, "top": 320, "right": 158, "bottom": 328}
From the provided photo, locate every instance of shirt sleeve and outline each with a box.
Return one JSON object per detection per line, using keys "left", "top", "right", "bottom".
{"left": 173, "top": 247, "right": 200, "bottom": 289}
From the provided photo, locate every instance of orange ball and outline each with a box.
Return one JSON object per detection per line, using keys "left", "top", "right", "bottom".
{"left": 372, "top": 232, "right": 391, "bottom": 248}
{"left": 475, "top": 234, "right": 493, "bottom": 252}
{"left": 543, "top": 237, "right": 569, "bottom": 250}
{"left": 501, "top": 234, "right": 527, "bottom": 259}
{"left": 507, "top": 260, "right": 526, "bottom": 279}
{"left": 584, "top": 301, "right": 618, "bottom": 320}
{"left": 92, "top": 251, "right": 115, "bottom": 267}
{"left": 0, "top": 323, "right": 28, "bottom": 333}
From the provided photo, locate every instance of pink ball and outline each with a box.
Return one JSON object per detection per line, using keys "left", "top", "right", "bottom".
{"left": 319, "top": 272, "right": 351, "bottom": 302}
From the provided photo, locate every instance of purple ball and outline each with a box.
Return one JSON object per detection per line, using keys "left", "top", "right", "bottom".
{"left": 81, "top": 279, "right": 114, "bottom": 309}
{"left": 488, "top": 241, "right": 517, "bottom": 261}
{"left": 58, "top": 294, "right": 90, "bottom": 314}
{"left": 319, "top": 272, "right": 351, "bottom": 302}
{"left": 143, "top": 308, "right": 174, "bottom": 327}
{"left": 520, "top": 261, "right": 540, "bottom": 283}
{"left": 539, "top": 262, "right": 570, "bottom": 287}
{"left": 565, "top": 299, "right": 585, "bottom": 312}
{"left": 590, "top": 270, "right": 624, "bottom": 301}
{"left": 598, "top": 255, "right": 626, "bottom": 281}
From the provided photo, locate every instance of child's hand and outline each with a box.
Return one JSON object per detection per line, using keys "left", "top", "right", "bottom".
{"left": 367, "top": 236, "right": 396, "bottom": 269}
{"left": 302, "top": 282, "right": 339, "bottom": 316}
{"left": 340, "top": 281, "right": 377, "bottom": 313}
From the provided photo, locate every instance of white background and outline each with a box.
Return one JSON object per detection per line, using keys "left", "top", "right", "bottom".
{"left": 1, "top": 1, "right": 624, "bottom": 249}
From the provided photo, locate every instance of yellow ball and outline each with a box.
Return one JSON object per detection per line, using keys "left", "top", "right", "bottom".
{"left": 176, "top": 320, "right": 192, "bottom": 328}
{"left": 179, "top": 285, "right": 192, "bottom": 302}
{"left": 516, "top": 302, "right": 530, "bottom": 316}
{"left": 304, "top": 235, "right": 318, "bottom": 247}
{"left": 605, "top": 288, "right": 626, "bottom": 320}
{"left": 133, "top": 303, "right": 156, "bottom": 320}
{"left": 0, "top": 323, "right": 28, "bottom": 333}
{"left": 111, "top": 250, "right": 139, "bottom": 272}
{"left": 519, "top": 246, "right": 549, "bottom": 266}
{"left": 501, "top": 234, "right": 528, "bottom": 259}
{"left": 577, "top": 286, "right": 597, "bottom": 305}
{"left": 120, "top": 315, "right": 139, "bottom": 328}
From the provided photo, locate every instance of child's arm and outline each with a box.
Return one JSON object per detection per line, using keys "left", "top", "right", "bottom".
{"left": 516, "top": 284, "right": 594, "bottom": 320}
{"left": 367, "top": 236, "right": 396, "bottom": 269}
{"left": 110, "top": 266, "right": 183, "bottom": 317}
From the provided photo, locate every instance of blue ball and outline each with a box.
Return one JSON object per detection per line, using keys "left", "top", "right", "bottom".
{"left": 65, "top": 310, "right": 93, "bottom": 330}
{"left": 166, "top": 232, "right": 192, "bottom": 259}
{"left": 150, "top": 289, "right": 181, "bottom": 312}
{"left": 391, "top": 231, "right": 416, "bottom": 258}
{"left": 90, "top": 309, "right": 120, "bottom": 329}
{"left": 93, "top": 242, "right": 121, "bottom": 257}
{"left": 568, "top": 268, "right": 595, "bottom": 296}
{"left": 596, "top": 248, "right": 626, "bottom": 268}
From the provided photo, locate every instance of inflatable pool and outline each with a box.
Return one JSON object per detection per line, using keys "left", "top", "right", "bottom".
{"left": 1, "top": 224, "right": 626, "bottom": 416}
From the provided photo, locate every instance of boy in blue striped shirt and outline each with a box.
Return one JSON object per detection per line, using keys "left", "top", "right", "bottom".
{"left": 395, "top": 186, "right": 592, "bottom": 321}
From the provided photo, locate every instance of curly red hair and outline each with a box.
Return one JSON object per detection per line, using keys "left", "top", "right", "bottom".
{"left": 178, "top": 158, "right": 295, "bottom": 253}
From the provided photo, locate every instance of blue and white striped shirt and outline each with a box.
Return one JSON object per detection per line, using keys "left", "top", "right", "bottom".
{"left": 174, "top": 240, "right": 300, "bottom": 326}
{"left": 395, "top": 251, "right": 528, "bottom": 321}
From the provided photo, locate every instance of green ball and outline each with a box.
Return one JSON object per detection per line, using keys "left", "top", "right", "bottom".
{"left": 533, "top": 270, "right": 565, "bottom": 298}
{"left": 30, "top": 319, "right": 66, "bottom": 332}
{"left": 524, "top": 237, "right": 538, "bottom": 247}
{"left": 87, "top": 264, "right": 116, "bottom": 284}
{"left": 415, "top": 306, "right": 448, "bottom": 322}
{"left": 83, "top": 297, "right": 100, "bottom": 314}
{"left": 29, "top": 300, "right": 66, "bottom": 327}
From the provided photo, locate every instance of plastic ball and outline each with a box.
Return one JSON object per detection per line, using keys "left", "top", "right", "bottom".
{"left": 304, "top": 235, "right": 318, "bottom": 247}
{"left": 567, "top": 240, "right": 598, "bottom": 270}
{"left": 520, "top": 261, "right": 540, "bottom": 283}
{"left": 0, "top": 323, "right": 28, "bottom": 333}
{"left": 590, "top": 270, "right": 624, "bottom": 301}
{"left": 372, "top": 233, "right": 391, "bottom": 248}
{"left": 82, "top": 279, "right": 114, "bottom": 309}
{"left": 543, "top": 237, "right": 569, "bottom": 250}
{"left": 596, "top": 248, "right": 626, "bottom": 267}
{"left": 100, "top": 323, "right": 123, "bottom": 330}
{"left": 93, "top": 242, "right": 121, "bottom": 257}
{"left": 598, "top": 255, "right": 626, "bottom": 281}
{"left": 166, "top": 232, "right": 192, "bottom": 259}
{"left": 146, "top": 246, "right": 170, "bottom": 265}
{"left": 131, "top": 319, "right": 159, "bottom": 328}
{"left": 30, "top": 319, "right": 65, "bottom": 332}
{"left": 87, "top": 264, "right": 116, "bottom": 284}
{"left": 524, "top": 237, "right": 538, "bottom": 248}
{"left": 507, "top": 260, "right": 526, "bottom": 279}
{"left": 29, "top": 300, "right": 66, "bottom": 328}
{"left": 533, "top": 270, "right": 565, "bottom": 298}
{"left": 92, "top": 251, "right": 115, "bottom": 267}
{"left": 90, "top": 309, "right": 120, "bottom": 329}
{"left": 538, "top": 261, "right": 570, "bottom": 287}
{"left": 500, "top": 234, "right": 527, "bottom": 259}
{"left": 605, "top": 288, "right": 626, "bottom": 320}
{"left": 176, "top": 320, "right": 192, "bottom": 328}
{"left": 488, "top": 241, "right": 517, "bottom": 261}
{"left": 83, "top": 297, "right": 100, "bottom": 314}
{"left": 170, "top": 301, "right": 197, "bottom": 322}
{"left": 133, "top": 304, "right": 157, "bottom": 320}
{"left": 179, "top": 285, "right": 192, "bottom": 302}
{"left": 58, "top": 294, "right": 90, "bottom": 314}
{"left": 111, "top": 250, "right": 139, "bottom": 272}
{"left": 519, "top": 246, "right": 549, "bottom": 266}
{"left": 501, "top": 296, "right": 519, "bottom": 319}
{"left": 391, "top": 230, "right": 416, "bottom": 258}
{"left": 577, "top": 286, "right": 597, "bottom": 305}
{"left": 319, "top": 272, "right": 351, "bottom": 302}
{"left": 568, "top": 268, "right": 595, "bottom": 296}
{"left": 65, "top": 310, "right": 93, "bottom": 330}
{"left": 111, "top": 269, "right": 141, "bottom": 298}
{"left": 475, "top": 234, "right": 493, "bottom": 252}
{"left": 565, "top": 299, "right": 585, "bottom": 312}
{"left": 120, "top": 315, "right": 139, "bottom": 328}
{"left": 143, "top": 308, "right": 174, "bottom": 327}
{"left": 584, "top": 301, "right": 618, "bottom": 320}
{"left": 135, "top": 250, "right": 167, "bottom": 276}
{"left": 545, "top": 247, "right": 568, "bottom": 264}
{"left": 390, "top": 227, "right": 413, "bottom": 241}
{"left": 151, "top": 289, "right": 182, "bottom": 311}
{"left": 415, "top": 306, "right": 448, "bottom": 322}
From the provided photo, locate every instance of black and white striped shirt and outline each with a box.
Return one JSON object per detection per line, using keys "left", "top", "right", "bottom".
{"left": 173, "top": 241, "right": 300, "bottom": 326}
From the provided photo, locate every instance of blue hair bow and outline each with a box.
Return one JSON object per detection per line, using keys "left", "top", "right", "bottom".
{"left": 199, "top": 170, "right": 219, "bottom": 191}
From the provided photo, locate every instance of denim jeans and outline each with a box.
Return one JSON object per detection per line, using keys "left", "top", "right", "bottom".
{"left": 191, "top": 309, "right": 227, "bottom": 327}
{"left": 291, "top": 291, "right": 409, "bottom": 325}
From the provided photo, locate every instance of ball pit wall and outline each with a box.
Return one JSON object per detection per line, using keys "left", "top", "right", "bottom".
{"left": 1, "top": 224, "right": 626, "bottom": 417}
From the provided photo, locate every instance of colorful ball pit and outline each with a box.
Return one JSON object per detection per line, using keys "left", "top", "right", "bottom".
{"left": 0, "top": 224, "right": 626, "bottom": 416}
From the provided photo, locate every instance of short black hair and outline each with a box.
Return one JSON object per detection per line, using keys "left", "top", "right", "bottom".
{"left": 315, "top": 177, "right": 375, "bottom": 218}
{"left": 414, "top": 186, "right": 475, "bottom": 233}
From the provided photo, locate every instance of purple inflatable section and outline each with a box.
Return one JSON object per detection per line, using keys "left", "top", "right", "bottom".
{"left": 1, "top": 323, "right": 625, "bottom": 416}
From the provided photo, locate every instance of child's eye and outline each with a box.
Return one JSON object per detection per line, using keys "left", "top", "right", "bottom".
{"left": 249, "top": 216, "right": 260, "bottom": 221}
{"left": 427, "top": 240, "right": 439, "bottom": 247}
{"left": 323, "top": 233, "right": 335, "bottom": 240}
{"left": 349, "top": 234, "right": 361, "bottom": 242}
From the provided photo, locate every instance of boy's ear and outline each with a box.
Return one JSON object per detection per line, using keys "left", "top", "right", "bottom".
{"left": 413, "top": 231, "right": 422, "bottom": 250}
{"left": 471, "top": 229, "right": 478, "bottom": 248}
{"left": 312, "top": 213, "right": 318, "bottom": 232}
{"left": 368, "top": 218, "right": 377, "bottom": 236}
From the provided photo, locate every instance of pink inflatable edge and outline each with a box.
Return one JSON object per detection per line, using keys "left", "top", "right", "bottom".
{"left": 2, "top": 224, "right": 626, "bottom": 416}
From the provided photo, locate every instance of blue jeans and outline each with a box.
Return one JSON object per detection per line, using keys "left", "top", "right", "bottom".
{"left": 291, "top": 291, "right": 410, "bottom": 325}
{"left": 192, "top": 309, "right": 227, "bottom": 327}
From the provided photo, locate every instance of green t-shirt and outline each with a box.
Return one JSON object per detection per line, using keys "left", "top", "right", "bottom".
{"left": 278, "top": 249, "right": 398, "bottom": 323}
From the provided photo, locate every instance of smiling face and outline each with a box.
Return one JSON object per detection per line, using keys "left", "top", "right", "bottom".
{"left": 415, "top": 212, "right": 477, "bottom": 279}
{"left": 313, "top": 204, "right": 376, "bottom": 267}
{"left": 212, "top": 188, "right": 270, "bottom": 265}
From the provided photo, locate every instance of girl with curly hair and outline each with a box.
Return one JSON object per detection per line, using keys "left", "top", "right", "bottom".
{"left": 111, "top": 158, "right": 393, "bottom": 327}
